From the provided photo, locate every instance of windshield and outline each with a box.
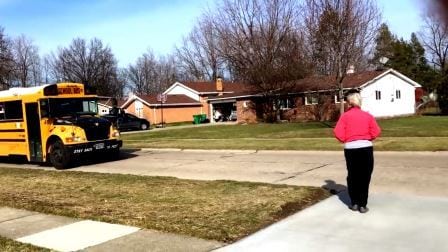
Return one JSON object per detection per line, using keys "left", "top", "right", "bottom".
{"left": 45, "top": 98, "right": 98, "bottom": 118}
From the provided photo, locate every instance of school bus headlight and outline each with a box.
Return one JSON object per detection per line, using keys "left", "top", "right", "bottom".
{"left": 112, "top": 130, "right": 120, "bottom": 137}
{"left": 66, "top": 136, "right": 82, "bottom": 142}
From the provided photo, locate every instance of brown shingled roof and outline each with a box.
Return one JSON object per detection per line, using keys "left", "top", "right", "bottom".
{"left": 98, "top": 97, "right": 127, "bottom": 107}
{"left": 138, "top": 94, "right": 201, "bottom": 106}
{"left": 292, "top": 70, "right": 386, "bottom": 92}
{"left": 116, "top": 99, "right": 126, "bottom": 107}
{"left": 208, "top": 70, "right": 388, "bottom": 101}
{"left": 182, "top": 81, "right": 248, "bottom": 93}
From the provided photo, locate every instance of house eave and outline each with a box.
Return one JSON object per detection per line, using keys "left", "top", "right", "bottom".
{"left": 150, "top": 103, "right": 202, "bottom": 107}
{"left": 163, "top": 82, "right": 200, "bottom": 95}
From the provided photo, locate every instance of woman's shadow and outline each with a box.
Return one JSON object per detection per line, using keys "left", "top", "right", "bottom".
{"left": 322, "top": 179, "right": 351, "bottom": 206}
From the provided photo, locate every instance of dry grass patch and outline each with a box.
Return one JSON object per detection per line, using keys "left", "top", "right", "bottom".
{"left": 0, "top": 236, "right": 50, "bottom": 252}
{"left": 0, "top": 168, "right": 329, "bottom": 242}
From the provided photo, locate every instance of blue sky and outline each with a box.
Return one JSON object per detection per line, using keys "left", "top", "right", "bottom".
{"left": 0, "top": 0, "right": 425, "bottom": 67}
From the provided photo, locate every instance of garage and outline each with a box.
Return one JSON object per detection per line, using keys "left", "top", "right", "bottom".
{"left": 208, "top": 98, "right": 237, "bottom": 123}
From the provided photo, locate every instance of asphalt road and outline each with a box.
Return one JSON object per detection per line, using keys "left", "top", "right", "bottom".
{"left": 1, "top": 149, "right": 447, "bottom": 197}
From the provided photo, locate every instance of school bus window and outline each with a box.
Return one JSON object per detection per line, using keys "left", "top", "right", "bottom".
{"left": 47, "top": 98, "right": 98, "bottom": 118}
{"left": 40, "top": 99, "right": 49, "bottom": 118}
{"left": 82, "top": 100, "right": 98, "bottom": 114}
{"left": 0, "top": 104, "right": 5, "bottom": 120}
{"left": 2, "top": 101, "right": 23, "bottom": 120}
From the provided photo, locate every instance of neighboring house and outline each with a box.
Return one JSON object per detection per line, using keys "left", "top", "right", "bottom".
{"left": 120, "top": 78, "right": 247, "bottom": 124}
{"left": 163, "top": 78, "right": 247, "bottom": 121}
{"left": 208, "top": 69, "right": 423, "bottom": 123}
{"left": 119, "top": 68, "right": 421, "bottom": 124}
{"left": 97, "top": 97, "right": 126, "bottom": 115}
{"left": 120, "top": 94, "right": 203, "bottom": 124}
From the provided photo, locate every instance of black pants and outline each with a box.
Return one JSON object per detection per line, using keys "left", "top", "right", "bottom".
{"left": 344, "top": 147, "right": 374, "bottom": 207}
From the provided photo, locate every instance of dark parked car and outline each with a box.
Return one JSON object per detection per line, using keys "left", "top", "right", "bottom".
{"left": 102, "top": 113, "right": 150, "bottom": 131}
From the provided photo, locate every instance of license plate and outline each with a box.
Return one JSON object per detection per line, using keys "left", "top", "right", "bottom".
{"left": 94, "top": 142, "right": 105, "bottom": 150}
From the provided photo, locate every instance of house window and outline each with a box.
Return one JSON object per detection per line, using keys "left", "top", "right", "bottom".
{"left": 334, "top": 93, "right": 346, "bottom": 104}
{"left": 305, "top": 94, "right": 318, "bottom": 105}
{"left": 135, "top": 100, "right": 144, "bottom": 118}
{"left": 375, "top": 91, "right": 382, "bottom": 100}
{"left": 396, "top": 90, "right": 401, "bottom": 99}
{"left": 279, "top": 98, "right": 296, "bottom": 109}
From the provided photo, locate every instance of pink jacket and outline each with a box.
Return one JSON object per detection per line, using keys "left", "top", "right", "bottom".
{"left": 333, "top": 107, "right": 381, "bottom": 143}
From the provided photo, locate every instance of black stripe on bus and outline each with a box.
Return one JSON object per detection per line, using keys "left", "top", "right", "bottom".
{"left": 0, "top": 139, "right": 26, "bottom": 142}
{"left": 0, "top": 129, "right": 25, "bottom": 133}
{"left": 0, "top": 119, "right": 24, "bottom": 123}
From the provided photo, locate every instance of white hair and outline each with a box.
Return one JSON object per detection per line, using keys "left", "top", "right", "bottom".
{"left": 347, "top": 93, "right": 362, "bottom": 107}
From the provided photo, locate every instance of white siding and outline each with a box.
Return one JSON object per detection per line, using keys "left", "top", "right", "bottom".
{"left": 135, "top": 100, "right": 143, "bottom": 118}
{"left": 361, "top": 73, "right": 416, "bottom": 117}
{"left": 165, "top": 85, "right": 200, "bottom": 101}
{"left": 97, "top": 104, "right": 110, "bottom": 115}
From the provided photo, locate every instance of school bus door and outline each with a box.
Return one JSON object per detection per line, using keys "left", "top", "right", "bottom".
{"left": 25, "top": 103, "right": 43, "bottom": 162}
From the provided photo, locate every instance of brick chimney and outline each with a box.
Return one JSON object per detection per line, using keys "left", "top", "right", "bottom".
{"left": 216, "top": 77, "right": 223, "bottom": 95}
{"left": 346, "top": 65, "right": 355, "bottom": 74}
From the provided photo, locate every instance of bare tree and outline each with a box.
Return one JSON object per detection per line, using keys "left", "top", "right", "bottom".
{"left": 213, "top": 0, "right": 307, "bottom": 89}
{"left": 126, "top": 50, "right": 178, "bottom": 95}
{"left": 0, "top": 27, "right": 14, "bottom": 89}
{"left": 156, "top": 55, "right": 178, "bottom": 92}
{"left": 41, "top": 54, "right": 55, "bottom": 83}
{"left": 420, "top": 2, "right": 448, "bottom": 114}
{"left": 210, "top": 0, "right": 309, "bottom": 121}
{"left": 11, "top": 35, "right": 41, "bottom": 87}
{"left": 420, "top": 12, "right": 448, "bottom": 71}
{"left": 126, "top": 50, "right": 158, "bottom": 95}
{"left": 303, "top": 0, "right": 380, "bottom": 115}
{"left": 176, "top": 16, "right": 224, "bottom": 81}
{"left": 53, "top": 38, "right": 121, "bottom": 96}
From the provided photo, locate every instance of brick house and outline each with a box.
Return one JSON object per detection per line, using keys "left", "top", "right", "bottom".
{"left": 120, "top": 78, "right": 247, "bottom": 124}
{"left": 117, "top": 68, "right": 421, "bottom": 124}
{"left": 120, "top": 94, "right": 202, "bottom": 124}
{"left": 208, "top": 69, "right": 423, "bottom": 123}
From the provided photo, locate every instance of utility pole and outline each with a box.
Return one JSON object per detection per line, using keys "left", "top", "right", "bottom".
{"left": 157, "top": 93, "right": 167, "bottom": 127}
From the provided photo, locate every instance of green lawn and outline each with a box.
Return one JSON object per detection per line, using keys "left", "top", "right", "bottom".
{"left": 122, "top": 116, "right": 448, "bottom": 151}
{"left": 0, "top": 168, "right": 329, "bottom": 242}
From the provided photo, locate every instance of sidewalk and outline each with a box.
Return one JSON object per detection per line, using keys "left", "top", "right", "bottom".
{"left": 2, "top": 192, "right": 448, "bottom": 251}
{"left": 0, "top": 207, "right": 222, "bottom": 252}
{"left": 217, "top": 192, "right": 448, "bottom": 252}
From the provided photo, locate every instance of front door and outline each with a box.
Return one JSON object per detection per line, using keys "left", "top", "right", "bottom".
{"left": 25, "top": 103, "right": 43, "bottom": 162}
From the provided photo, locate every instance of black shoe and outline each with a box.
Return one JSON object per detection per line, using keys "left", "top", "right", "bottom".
{"left": 359, "top": 206, "right": 369, "bottom": 213}
{"left": 349, "top": 204, "right": 359, "bottom": 211}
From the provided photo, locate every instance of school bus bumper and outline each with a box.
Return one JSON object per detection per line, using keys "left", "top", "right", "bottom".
{"left": 66, "top": 139, "right": 123, "bottom": 155}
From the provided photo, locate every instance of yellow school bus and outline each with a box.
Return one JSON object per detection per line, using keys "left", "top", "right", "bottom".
{"left": 0, "top": 82, "right": 122, "bottom": 169}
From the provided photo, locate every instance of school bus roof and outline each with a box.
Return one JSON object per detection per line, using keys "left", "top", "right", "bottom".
{"left": 0, "top": 83, "right": 87, "bottom": 98}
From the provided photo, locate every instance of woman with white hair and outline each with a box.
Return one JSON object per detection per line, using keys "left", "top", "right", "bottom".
{"left": 333, "top": 91, "right": 381, "bottom": 213}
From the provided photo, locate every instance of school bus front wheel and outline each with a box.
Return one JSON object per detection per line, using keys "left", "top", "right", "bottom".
{"left": 48, "top": 139, "right": 72, "bottom": 169}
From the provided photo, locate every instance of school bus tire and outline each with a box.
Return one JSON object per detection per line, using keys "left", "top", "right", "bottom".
{"left": 48, "top": 139, "right": 72, "bottom": 169}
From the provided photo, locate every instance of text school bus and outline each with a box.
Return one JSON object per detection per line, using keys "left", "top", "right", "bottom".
{"left": 0, "top": 83, "right": 122, "bottom": 169}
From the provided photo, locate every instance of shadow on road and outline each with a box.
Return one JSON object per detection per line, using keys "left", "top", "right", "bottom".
{"left": 71, "top": 149, "right": 140, "bottom": 168}
{"left": 322, "top": 179, "right": 350, "bottom": 206}
{"left": 0, "top": 149, "right": 141, "bottom": 170}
